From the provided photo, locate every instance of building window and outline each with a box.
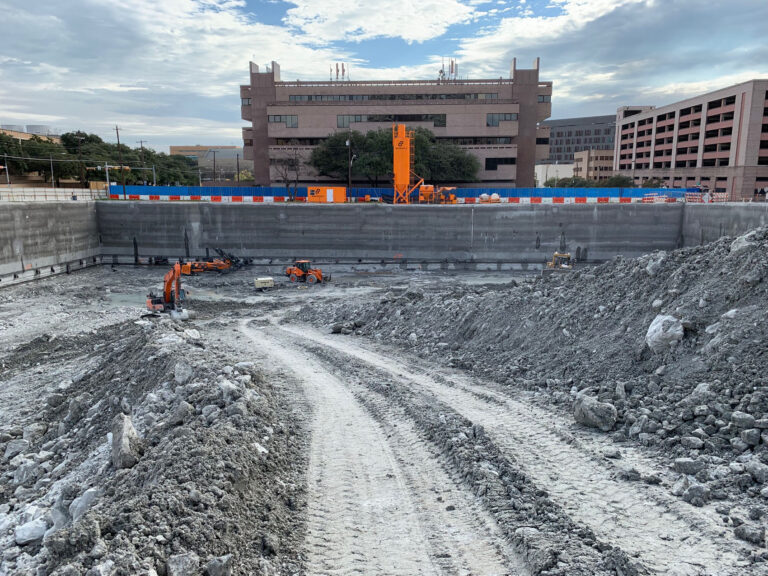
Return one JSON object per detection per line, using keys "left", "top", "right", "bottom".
{"left": 289, "top": 92, "right": 500, "bottom": 102}
{"left": 337, "top": 114, "right": 447, "bottom": 128}
{"left": 538, "top": 95, "right": 551, "bottom": 103}
{"left": 536, "top": 138, "right": 549, "bottom": 145}
{"left": 485, "top": 157, "right": 516, "bottom": 170}
{"left": 241, "top": 98, "right": 251, "bottom": 106}
{"left": 268, "top": 115, "right": 298, "bottom": 128}
{"left": 486, "top": 113, "right": 518, "bottom": 127}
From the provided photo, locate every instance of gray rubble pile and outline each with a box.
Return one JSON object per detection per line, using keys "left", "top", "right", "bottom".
{"left": 307, "top": 227, "right": 768, "bottom": 545}
{"left": 0, "top": 318, "right": 304, "bottom": 575}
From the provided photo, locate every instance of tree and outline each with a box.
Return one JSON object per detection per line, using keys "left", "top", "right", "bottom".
{"left": 237, "top": 169, "right": 253, "bottom": 182}
{"left": 641, "top": 177, "right": 664, "bottom": 188}
{"left": 273, "top": 140, "right": 303, "bottom": 200}
{"left": 309, "top": 127, "right": 479, "bottom": 187}
{"left": 598, "top": 175, "right": 634, "bottom": 188}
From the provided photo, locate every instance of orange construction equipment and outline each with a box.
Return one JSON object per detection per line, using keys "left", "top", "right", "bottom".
{"left": 285, "top": 259, "right": 328, "bottom": 284}
{"left": 308, "top": 186, "right": 347, "bottom": 203}
{"left": 179, "top": 249, "right": 251, "bottom": 275}
{"left": 146, "top": 262, "right": 186, "bottom": 314}
{"left": 392, "top": 124, "right": 457, "bottom": 205}
{"left": 392, "top": 124, "right": 423, "bottom": 204}
{"left": 180, "top": 258, "right": 230, "bottom": 275}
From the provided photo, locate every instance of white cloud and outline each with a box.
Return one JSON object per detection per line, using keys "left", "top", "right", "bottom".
{"left": 283, "top": 0, "right": 476, "bottom": 44}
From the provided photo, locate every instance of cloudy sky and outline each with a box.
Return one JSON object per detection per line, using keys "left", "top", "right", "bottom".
{"left": 1, "top": 0, "right": 766, "bottom": 152}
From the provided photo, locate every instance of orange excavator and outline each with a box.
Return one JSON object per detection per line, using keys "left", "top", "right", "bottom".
{"left": 285, "top": 259, "right": 328, "bottom": 284}
{"left": 180, "top": 249, "right": 251, "bottom": 275}
{"left": 391, "top": 124, "right": 457, "bottom": 205}
{"left": 146, "top": 262, "right": 187, "bottom": 318}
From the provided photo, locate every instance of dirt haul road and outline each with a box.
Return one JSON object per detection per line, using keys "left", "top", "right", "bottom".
{"left": 245, "top": 318, "right": 752, "bottom": 576}
{"left": 243, "top": 319, "right": 523, "bottom": 576}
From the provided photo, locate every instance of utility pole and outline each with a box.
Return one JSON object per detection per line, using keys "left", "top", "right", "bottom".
{"left": 3, "top": 153, "right": 10, "bottom": 187}
{"left": 136, "top": 140, "right": 147, "bottom": 166}
{"left": 152, "top": 165, "right": 156, "bottom": 186}
{"left": 115, "top": 125, "right": 126, "bottom": 199}
{"left": 105, "top": 162, "right": 110, "bottom": 191}
{"left": 137, "top": 140, "right": 147, "bottom": 185}
{"left": 76, "top": 136, "right": 86, "bottom": 188}
{"left": 236, "top": 153, "right": 240, "bottom": 182}
{"left": 198, "top": 169, "right": 202, "bottom": 186}
{"left": 50, "top": 154, "right": 55, "bottom": 189}
{"left": 211, "top": 150, "right": 217, "bottom": 183}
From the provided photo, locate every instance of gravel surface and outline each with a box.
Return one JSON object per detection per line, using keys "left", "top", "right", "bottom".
{"left": 3, "top": 228, "right": 768, "bottom": 575}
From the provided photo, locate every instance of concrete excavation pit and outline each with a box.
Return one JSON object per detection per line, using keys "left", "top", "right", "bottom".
{"left": 2, "top": 201, "right": 768, "bottom": 575}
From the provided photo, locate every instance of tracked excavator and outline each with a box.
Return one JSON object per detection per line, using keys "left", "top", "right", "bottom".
{"left": 180, "top": 249, "right": 252, "bottom": 275}
{"left": 146, "top": 262, "right": 188, "bottom": 319}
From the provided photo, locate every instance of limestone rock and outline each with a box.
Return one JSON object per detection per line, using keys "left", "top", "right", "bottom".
{"left": 4, "top": 439, "right": 29, "bottom": 460}
{"left": 174, "top": 362, "right": 194, "bottom": 385}
{"left": 573, "top": 394, "right": 617, "bottom": 432}
{"left": 15, "top": 518, "right": 48, "bottom": 545}
{"left": 204, "top": 554, "right": 232, "bottom": 576}
{"left": 645, "top": 315, "right": 684, "bottom": 353}
{"left": 69, "top": 488, "right": 100, "bottom": 522}
{"left": 111, "top": 414, "right": 142, "bottom": 469}
{"left": 167, "top": 552, "right": 200, "bottom": 576}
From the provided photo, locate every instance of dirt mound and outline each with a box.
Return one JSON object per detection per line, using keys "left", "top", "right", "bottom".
{"left": 0, "top": 316, "right": 306, "bottom": 575}
{"left": 306, "top": 227, "right": 768, "bottom": 550}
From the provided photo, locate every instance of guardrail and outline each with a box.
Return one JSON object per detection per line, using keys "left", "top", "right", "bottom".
{"left": 0, "top": 187, "right": 107, "bottom": 202}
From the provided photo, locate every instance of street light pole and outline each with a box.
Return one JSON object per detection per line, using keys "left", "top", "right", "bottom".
{"left": 211, "top": 150, "right": 217, "bottom": 183}
{"left": 346, "top": 132, "right": 352, "bottom": 191}
{"left": 115, "top": 125, "right": 126, "bottom": 199}
{"left": 152, "top": 165, "right": 157, "bottom": 186}
{"left": 236, "top": 153, "right": 240, "bottom": 182}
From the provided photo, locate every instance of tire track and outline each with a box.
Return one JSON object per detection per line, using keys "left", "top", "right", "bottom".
{"left": 242, "top": 320, "right": 519, "bottom": 576}
{"left": 276, "top": 322, "right": 750, "bottom": 575}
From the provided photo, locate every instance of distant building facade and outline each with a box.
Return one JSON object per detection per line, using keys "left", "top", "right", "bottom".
{"left": 0, "top": 127, "right": 61, "bottom": 143}
{"left": 573, "top": 149, "right": 614, "bottom": 181}
{"left": 541, "top": 115, "right": 615, "bottom": 163}
{"left": 534, "top": 163, "right": 574, "bottom": 186}
{"left": 170, "top": 145, "right": 252, "bottom": 180}
{"left": 240, "top": 59, "right": 552, "bottom": 187}
{"left": 614, "top": 80, "right": 768, "bottom": 199}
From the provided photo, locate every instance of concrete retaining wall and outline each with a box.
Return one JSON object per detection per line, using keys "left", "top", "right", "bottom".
{"left": 0, "top": 202, "right": 101, "bottom": 284}
{"left": 682, "top": 204, "right": 768, "bottom": 247}
{"left": 96, "top": 202, "right": 685, "bottom": 265}
{"left": 3, "top": 201, "right": 767, "bottom": 288}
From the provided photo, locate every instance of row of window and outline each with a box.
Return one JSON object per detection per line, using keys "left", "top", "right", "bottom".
{"left": 268, "top": 115, "right": 298, "bottom": 128}
{"left": 486, "top": 113, "right": 518, "bottom": 126}
{"left": 288, "top": 93, "right": 500, "bottom": 102}
{"left": 337, "top": 114, "right": 447, "bottom": 128}
{"left": 485, "top": 157, "right": 515, "bottom": 170}
{"left": 550, "top": 137, "right": 612, "bottom": 145}
{"left": 551, "top": 128, "right": 614, "bottom": 137}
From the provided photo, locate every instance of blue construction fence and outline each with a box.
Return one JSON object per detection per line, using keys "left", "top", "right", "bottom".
{"left": 111, "top": 184, "right": 694, "bottom": 200}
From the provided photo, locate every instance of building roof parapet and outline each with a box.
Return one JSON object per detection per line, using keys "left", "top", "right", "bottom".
{"left": 275, "top": 78, "right": 522, "bottom": 88}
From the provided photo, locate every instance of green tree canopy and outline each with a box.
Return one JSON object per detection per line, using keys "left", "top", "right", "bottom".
{"left": 543, "top": 174, "right": 635, "bottom": 188}
{"left": 309, "top": 127, "right": 480, "bottom": 187}
{"left": 0, "top": 131, "right": 199, "bottom": 186}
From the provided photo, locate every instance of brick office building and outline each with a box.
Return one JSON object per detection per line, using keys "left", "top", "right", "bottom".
{"left": 614, "top": 80, "right": 768, "bottom": 199}
{"left": 240, "top": 59, "right": 552, "bottom": 187}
